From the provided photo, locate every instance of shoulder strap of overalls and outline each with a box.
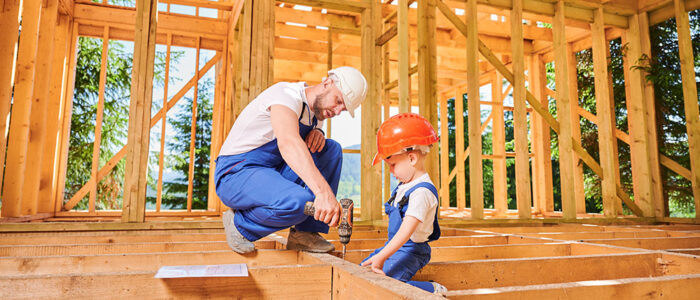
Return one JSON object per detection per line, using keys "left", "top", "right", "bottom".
{"left": 400, "top": 182, "right": 441, "bottom": 242}
{"left": 300, "top": 102, "right": 317, "bottom": 127}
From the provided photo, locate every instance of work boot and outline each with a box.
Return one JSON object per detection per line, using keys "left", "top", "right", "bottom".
{"left": 223, "top": 210, "right": 255, "bottom": 254}
{"left": 431, "top": 282, "right": 448, "bottom": 295}
{"left": 286, "top": 227, "right": 335, "bottom": 253}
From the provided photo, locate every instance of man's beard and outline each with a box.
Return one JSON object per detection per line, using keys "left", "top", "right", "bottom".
{"left": 312, "top": 91, "right": 329, "bottom": 120}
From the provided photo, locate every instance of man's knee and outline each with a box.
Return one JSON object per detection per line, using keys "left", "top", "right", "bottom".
{"left": 322, "top": 139, "right": 342, "bottom": 157}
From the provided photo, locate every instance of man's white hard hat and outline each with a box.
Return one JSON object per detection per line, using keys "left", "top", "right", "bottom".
{"left": 327, "top": 66, "right": 368, "bottom": 118}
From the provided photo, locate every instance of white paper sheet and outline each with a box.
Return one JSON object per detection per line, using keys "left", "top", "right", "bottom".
{"left": 154, "top": 263, "right": 248, "bottom": 278}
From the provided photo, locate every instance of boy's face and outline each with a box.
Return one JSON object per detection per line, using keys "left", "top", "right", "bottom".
{"left": 385, "top": 151, "right": 419, "bottom": 183}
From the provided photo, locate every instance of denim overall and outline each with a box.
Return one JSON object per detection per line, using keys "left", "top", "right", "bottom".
{"left": 214, "top": 102, "right": 342, "bottom": 241}
{"left": 361, "top": 182, "right": 441, "bottom": 293}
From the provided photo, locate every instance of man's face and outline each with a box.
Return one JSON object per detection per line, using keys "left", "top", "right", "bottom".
{"left": 312, "top": 80, "right": 346, "bottom": 121}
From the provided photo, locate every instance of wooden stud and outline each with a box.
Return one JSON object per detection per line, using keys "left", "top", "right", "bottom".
{"left": 361, "top": 0, "right": 383, "bottom": 221}
{"left": 187, "top": 38, "right": 201, "bottom": 213}
{"left": 466, "top": 0, "right": 483, "bottom": 219}
{"left": 1, "top": 0, "right": 43, "bottom": 217}
{"left": 326, "top": 27, "right": 333, "bottom": 139}
{"left": 491, "top": 73, "right": 507, "bottom": 215}
{"left": 455, "top": 87, "right": 466, "bottom": 210}
{"left": 88, "top": 26, "right": 110, "bottom": 213}
{"left": 0, "top": 0, "right": 22, "bottom": 188}
{"left": 512, "top": 0, "right": 532, "bottom": 219}
{"left": 529, "top": 54, "right": 554, "bottom": 214}
{"left": 383, "top": 40, "right": 391, "bottom": 205}
{"left": 418, "top": 0, "right": 440, "bottom": 190}
{"left": 567, "top": 44, "right": 586, "bottom": 215}
{"left": 623, "top": 13, "right": 656, "bottom": 217}
{"left": 592, "top": 8, "right": 620, "bottom": 217}
{"left": 122, "top": 0, "right": 158, "bottom": 222}
{"left": 553, "top": 0, "right": 576, "bottom": 219}
{"left": 398, "top": 0, "right": 410, "bottom": 113}
{"left": 638, "top": 11, "right": 665, "bottom": 219}
{"left": 672, "top": 0, "right": 700, "bottom": 220}
{"left": 439, "top": 92, "right": 450, "bottom": 208}
{"left": 22, "top": 0, "right": 60, "bottom": 216}
{"left": 39, "top": 14, "right": 72, "bottom": 214}
{"left": 157, "top": 34, "right": 172, "bottom": 212}
{"left": 238, "top": 0, "right": 253, "bottom": 112}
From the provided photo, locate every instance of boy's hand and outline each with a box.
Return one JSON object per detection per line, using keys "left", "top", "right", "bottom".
{"left": 361, "top": 255, "right": 386, "bottom": 275}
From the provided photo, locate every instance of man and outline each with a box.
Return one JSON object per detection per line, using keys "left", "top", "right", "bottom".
{"left": 214, "top": 66, "right": 367, "bottom": 254}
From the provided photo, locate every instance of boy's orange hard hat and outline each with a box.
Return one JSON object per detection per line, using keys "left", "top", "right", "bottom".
{"left": 372, "top": 113, "right": 439, "bottom": 166}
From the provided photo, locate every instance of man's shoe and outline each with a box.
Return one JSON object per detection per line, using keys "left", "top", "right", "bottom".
{"left": 223, "top": 210, "right": 255, "bottom": 254}
{"left": 431, "top": 282, "right": 448, "bottom": 295}
{"left": 286, "top": 227, "right": 335, "bottom": 253}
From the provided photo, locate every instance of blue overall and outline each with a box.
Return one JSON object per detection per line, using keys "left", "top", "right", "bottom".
{"left": 214, "top": 102, "right": 342, "bottom": 241}
{"left": 361, "top": 182, "right": 441, "bottom": 293}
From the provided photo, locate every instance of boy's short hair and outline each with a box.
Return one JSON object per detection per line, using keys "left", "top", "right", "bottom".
{"left": 405, "top": 145, "right": 431, "bottom": 155}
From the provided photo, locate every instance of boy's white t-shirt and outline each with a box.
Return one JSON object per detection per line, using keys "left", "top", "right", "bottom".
{"left": 218, "top": 82, "right": 321, "bottom": 157}
{"left": 391, "top": 173, "right": 439, "bottom": 243}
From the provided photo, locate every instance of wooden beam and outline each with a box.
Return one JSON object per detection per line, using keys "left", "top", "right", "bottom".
{"left": 122, "top": 0, "right": 158, "bottom": 222}
{"left": 0, "top": 0, "right": 22, "bottom": 189}
{"left": 0, "top": 265, "right": 331, "bottom": 298}
{"left": 398, "top": 0, "right": 410, "bottom": 113}
{"left": 673, "top": 0, "right": 700, "bottom": 221}
{"left": 1, "top": 0, "right": 43, "bottom": 218}
{"left": 492, "top": 73, "right": 507, "bottom": 215}
{"left": 418, "top": 0, "right": 440, "bottom": 195}
{"left": 623, "top": 13, "right": 656, "bottom": 217}
{"left": 445, "top": 274, "right": 700, "bottom": 299}
{"left": 440, "top": 93, "right": 450, "bottom": 208}
{"left": 22, "top": 0, "right": 60, "bottom": 216}
{"left": 512, "top": 0, "right": 532, "bottom": 219}
{"left": 553, "top": 0, "right": 576, "bottom": 219}
{"left": 280, "top": 0, "right": 369, "bottom": 13}
{"left": 361, "top": 0, "right": 383, "bottom": 221}
{"left": 455, "top": 87, "right": 466, "bottom": 210}
{"left": 466, "top": 0, "right": 484, "bottom": 219}
{"left": 529, "top": 54, "right": 554, "bottom": 214}
{"left": 415, "top": 253, "right": 661, "bottom": 289}
{"left": 0, "top": 240, "right": 277, "bottom": 256}
{"left": 567, "top": 44, "right": 586, "bottom": 215}
{"left": 581, "top": 236, "right": 700, "bottom": 250}
{"left": 592, "top": 7, "right": 619, "bottom": 217}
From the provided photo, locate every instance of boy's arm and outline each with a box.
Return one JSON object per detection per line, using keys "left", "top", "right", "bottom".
{"left": 361, "top": 216, "right": 421, "bottom": 274}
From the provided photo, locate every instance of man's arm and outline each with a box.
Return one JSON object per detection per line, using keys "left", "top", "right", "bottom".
{"left": 270, "top": 105, "right": 340, "bottom": 226}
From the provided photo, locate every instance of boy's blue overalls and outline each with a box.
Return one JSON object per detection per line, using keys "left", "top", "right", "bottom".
{"left": 214, "top": 103, "right": 342, "bottom": 242}
{"left": 361, "top": 182, "right": 441, "bottom": 293}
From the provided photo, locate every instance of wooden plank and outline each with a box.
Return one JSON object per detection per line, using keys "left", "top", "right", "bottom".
{"left": 398, "top": 0, "right": 410, "bottom": 113}
{"left": 529, "top": 54, "right": 554, "bottom": 214}
{"left": 415, "top": 253, "right": 660, "bottom": 289}
{"left": 0, "top": 265, "right": 331, "bottom": 299}
{"left": 417, "top": 0, "right": 440, "bottom": 195}
{"left": 492, "top": 73, "right": 507, "bottom": 215}
{"left": 22, "top": 0, "right": 60, "bottom": 216}
{"left": 281, "top": 0, "right": 369, "bottom": 12}
{"left": 455, "top": 87, "right": 467, "bottom": 209}
{"left": 122, "top": 0, "right": 158, "bottom": 222}
{"left": 622, "top": 13, "right": 656, "bottom": 217}
{"left": 187, "top": 39, "right": 201, "bottom": 212}
{"left": 1, "top": 250, "right": 301, "bottom": 275}
{"left": 673, "top": 0, "right": 700, "bottom": 220}
{"left": 39, "top": 14, "right": 72, "bottom": 214}
{"left": 581, "top": 236, "right": 700, "bottom": 250}
{"left": 660, "top": 155, "right": 693, "bottom": 180}
{"left": 523, "top": 231, "right": 671, "bottom": 240}
{"left": 88, "top": 26, "right": 110, "bottom": 214}
{"left": 342, "top": 243, "right": 573, "bottom": 264}
{"left": 638, "top": 11, "right": 665, "bottom": 219}
{"left": 1, "top": 0, "right": 43, "bottom": 218}
{"left": 333, "top": 235, "right": 511, "bottom": 250}
{"left": 553, "top": 0, "right": 576, "bottom": 219}
{"left": 567, "top": 44, "right": 586, "bottom": 215}
{"left": 0, "top": 240, "right": 276, "bottom": 257}
{"left": 375, "top": 24, "right": 396, "bottom": 46}
{"left": 440, "top": 93, "right": 450, "bottom": 208}
{"left": 466, "top": 0, "right": 483, "bottom": 219}
{"left": 445, "top": 274, "right": 700, "bottom": 299}
{"left": 0, "top": 0, "right": 22, "bottom": 189}
{"left": 157, "top": 34, "right": 172, "bottom": 212}
{"left": 511, "top": 0, "right": 531, "bottom": 219}
{"left": 360, "top": 0, "right": 383, "bottom": 221}
{"left": 592, "top": 8, "right": 619, "bottom": 217}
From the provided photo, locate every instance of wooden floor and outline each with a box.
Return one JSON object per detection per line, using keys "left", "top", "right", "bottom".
{"left": 1, "top": 223, "right": 699, "bottom": 299}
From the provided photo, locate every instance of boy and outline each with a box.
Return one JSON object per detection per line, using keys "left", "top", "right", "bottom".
{"left": 361, "top": 113, "right": 447, "bottom": 294}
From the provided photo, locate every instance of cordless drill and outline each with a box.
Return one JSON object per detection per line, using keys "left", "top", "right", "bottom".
{"left": 303, "top": 198, "right": 354, "bottom": 259}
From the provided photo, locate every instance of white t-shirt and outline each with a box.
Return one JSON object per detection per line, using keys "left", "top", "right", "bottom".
{"left": 391, "top": 173, "right": 439, "bottom": 243}
{"left": 218, "top": 82, "right": 321, "bottom": 156}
